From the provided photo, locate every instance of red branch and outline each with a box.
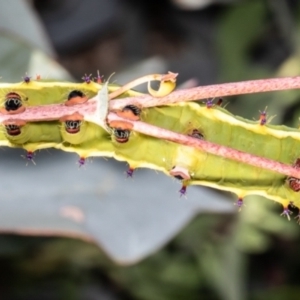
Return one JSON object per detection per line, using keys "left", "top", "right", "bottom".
{"left": 0, "top": 102, "right": 96, "bottom": 123}
{"left": 109, "top": 76, "right": 300, "bottom": 109}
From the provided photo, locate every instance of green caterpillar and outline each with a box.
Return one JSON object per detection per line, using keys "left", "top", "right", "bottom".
{"left": 0, "top": 75, "right": 300, "bottom": 219}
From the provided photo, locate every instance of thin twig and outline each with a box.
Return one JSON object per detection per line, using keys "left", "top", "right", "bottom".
{"left": 107, "top": 112, "right": 300, "bottom": 179}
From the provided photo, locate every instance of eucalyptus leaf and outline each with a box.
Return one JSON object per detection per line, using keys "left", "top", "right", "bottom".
{"left": 0, "top": 149, "right": 234, "bottom": 264}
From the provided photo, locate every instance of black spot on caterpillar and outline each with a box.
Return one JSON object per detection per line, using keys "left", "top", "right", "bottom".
{"left": 64, "top": 120, "right": 82, "bottom": 134}
{"left": 5, "top": 92, "right": 23, "bottom": 111}
{"left": 113, "top": 129, "right": 130, "bottom": 143}
{"left": 67, "top": 90, "right": 85, "bottom": 101}
{"left": 217, "top": 98, "right": 223, "bottom": 106}
{"left": 122, "top": 105, "right": 141, "bottom": 116}
{"left": 188, "top": 129, "right": 204, "bottom": 140}
{"left": 5, "top": 124, "right": 21, "bottom": 136}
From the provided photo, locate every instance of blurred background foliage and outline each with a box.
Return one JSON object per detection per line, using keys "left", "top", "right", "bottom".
{"left": 1, "top": 0, "right": 300, "bottom": 299}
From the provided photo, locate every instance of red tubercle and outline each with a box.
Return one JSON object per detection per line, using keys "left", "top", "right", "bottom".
{"left": 21, "top": 150, "right": 36, "bottom": 165}
{"left": 78, "top": 157, "right": 86, "bottom": 167}
{"left": 3, "top": 119, "right": 26, "bottom": 126}
{"left": 259, "top": 113, "right": 267, "bottom": 125}
{"left": 23, "top": 73, "right": 31, "bottom": 83}
{"left": 234, "top": 197, "right": 244, "bottom": 211}
{"left": 205, "top": 99, "right": 214, "bottom": 108}
{"left": 26, "top": 151, "right": 34, "bottom": 161}
{"left": 116, "top": 109, "right": 140, "bottom": 121}
{"left": 65, "top": 90, "right": 88, "bottom": 106}
{"left": 179, "top": 184, "right": 187, "bottom": 197}
{"left": 205, "top": 98, "right": 223, "bottom": 108}
{"left": 287, "top": 158, "right": 300, "bottom": 192}
{"left": 259, "top": 107, "right": 268, "bottom": 126}
{"left": 288, "top": 177, "right": 300, "bottom": 192}
{"left": 280, "top": 206, "right": 292, "bottom": 220}
{"left": 59, "top": 113, "right": 83, "bottom": 122}
{"left": 96, "top": 71, "right": 104, "bottom": 84}
{"left": 82, "top": 74, "right": 92, "bottom": 84}
{"left": 109, "top": 120, "right": 134, "bottom": 131}
{"left": 126, "top": 167, "right": 135, "bottom": 178}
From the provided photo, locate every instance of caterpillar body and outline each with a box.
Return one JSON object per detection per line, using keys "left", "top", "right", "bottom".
{"left": 0, "top": 76, "right": 300, "bottom": 216}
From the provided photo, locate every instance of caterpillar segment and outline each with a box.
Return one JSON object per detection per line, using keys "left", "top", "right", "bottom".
{"left": 58, "top": 121, "right": 115, "bottom": 160}
{"left": 3, "top": 120, "right": 61, "bottom": 146}
{"left": 125, "top": 103, "right": 300, "bottom": 210}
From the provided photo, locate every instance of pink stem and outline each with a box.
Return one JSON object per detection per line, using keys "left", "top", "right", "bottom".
{"left": 0, "top": 102, "right": 96, "bottom": 123}
{"left": 107, "top": 112, "right": 300, "bottom": 179}
{"left": 109, "top": 76, "right": 300, "bottom": 109}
